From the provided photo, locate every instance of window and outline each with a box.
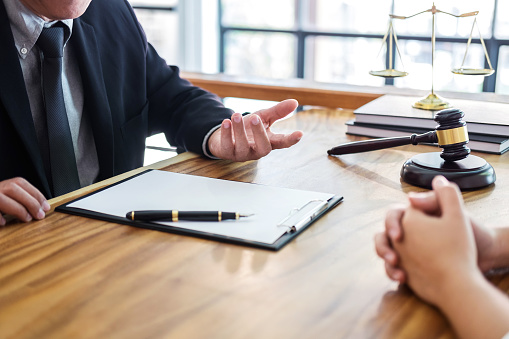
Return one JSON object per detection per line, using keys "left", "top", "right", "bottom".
{"left": 129, "top": 1, "right": 179, "bottom": 165}
{"left": 219, "top": 0, "right": 509, "bottom": 94}
{"left": 129, "top": 0, "right": 179, "bottom": 65}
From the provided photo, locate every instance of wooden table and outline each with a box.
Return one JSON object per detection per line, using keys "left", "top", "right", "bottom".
{"left": 2, "top": 108, "right": 509, "bottom": 339}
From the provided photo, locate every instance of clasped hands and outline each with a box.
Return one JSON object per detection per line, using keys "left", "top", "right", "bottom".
{"left": 375, "top": 175, "right": 497, "bottom": 305}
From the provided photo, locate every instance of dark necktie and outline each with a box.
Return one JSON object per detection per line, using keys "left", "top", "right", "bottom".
{"left": 36, "top": 24, "right": 81, "bottom": 197}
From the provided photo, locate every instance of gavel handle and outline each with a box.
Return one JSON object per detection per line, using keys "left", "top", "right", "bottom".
{"left": 327, "top": 131, "right": 438, "bottom": 155}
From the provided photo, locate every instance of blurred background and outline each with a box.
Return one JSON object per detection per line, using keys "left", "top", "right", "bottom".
{"left": 129, "top": 0, "right": 509, "bottom": 163}
{"left": 130, "top": 0, "right": 509, "bottom": 94}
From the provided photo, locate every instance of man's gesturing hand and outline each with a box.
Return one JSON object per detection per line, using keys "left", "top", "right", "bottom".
{"left": 208, "top": 99, "right": 303, "bottom": 161}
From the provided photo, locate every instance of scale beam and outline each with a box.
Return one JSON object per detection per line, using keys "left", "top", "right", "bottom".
{"left": 370, "top": 3, "right": 494, "bottom": 110}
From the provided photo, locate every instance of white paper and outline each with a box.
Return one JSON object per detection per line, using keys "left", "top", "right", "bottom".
{"left": 68, "top": 170, "right": 335, "bottom": 244}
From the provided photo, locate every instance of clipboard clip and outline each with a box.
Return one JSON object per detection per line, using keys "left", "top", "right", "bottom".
{"left": 277, "top": 199, "right": 329, "bottom": 234}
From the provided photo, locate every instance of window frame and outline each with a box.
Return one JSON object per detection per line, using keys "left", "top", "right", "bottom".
{"left": 218, "top": 0, "right": 509, "bottom": 93}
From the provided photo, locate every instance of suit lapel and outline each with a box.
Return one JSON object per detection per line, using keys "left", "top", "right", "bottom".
{"left": 0, "top": 1, "right": 51, "bottom": 196}
{"left": 71, "top": 19, "right": 114, "bottom": 181}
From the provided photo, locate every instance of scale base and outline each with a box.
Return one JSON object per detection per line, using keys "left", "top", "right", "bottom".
{"left": 401, "top": 153, "right": 495, "bottom": 190}
{"left": 413, "top": 93, "right": 450, "bottom": 111}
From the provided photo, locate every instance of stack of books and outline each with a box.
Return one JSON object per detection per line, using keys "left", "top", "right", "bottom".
{"left": 347, "top": 95, "right": 509, "bottom": 154}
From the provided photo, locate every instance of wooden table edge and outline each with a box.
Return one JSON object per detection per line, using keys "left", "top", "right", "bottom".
{"left": 47, "top": 152, "right": 197, "bottom": 210}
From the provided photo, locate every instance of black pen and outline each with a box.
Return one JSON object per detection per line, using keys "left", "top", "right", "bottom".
{"left": 126, "top": 210, "right": 253, "bottom": 222}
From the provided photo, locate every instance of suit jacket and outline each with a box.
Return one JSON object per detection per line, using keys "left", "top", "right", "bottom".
{"left": 0, "top": 0, "right": 233, "bottom": 198}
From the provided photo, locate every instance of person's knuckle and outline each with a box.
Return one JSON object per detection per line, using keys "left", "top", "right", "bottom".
{"left": 3, "top": 183, "right": 17, "bottom": 195}
{"left": 12, "top": 177, "right": 26, "bottom": 186}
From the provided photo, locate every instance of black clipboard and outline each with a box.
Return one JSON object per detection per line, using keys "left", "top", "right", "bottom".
{"left": 56, "top": 170, "right": 343, "bottom": 251}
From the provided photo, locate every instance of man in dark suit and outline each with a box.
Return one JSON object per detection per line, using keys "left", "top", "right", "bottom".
{"left": 0, "top": 0, "right": 303, "bottom": 225}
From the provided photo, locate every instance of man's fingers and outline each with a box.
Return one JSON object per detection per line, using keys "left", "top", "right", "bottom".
{"left": 231, "top": 112, "right": 250, "bottom": 159}
{"left": 0, "top": 194, "right": 34, "bottom": 222}
{"left": 219, "top": 119, "right": 234, "bottom": 159}
{"left": 210, "top": 101, "right": 302, "bottom": 161}
{"left": 0, "top": 178, "right": 48, "bottom": 222}
{"left": 255, "top": 99, "right": 298, "bottom": 127}
{"left": 249, "top": 115, "right": 272, "bottom": 158}
{"left": 268, "top": 131, "right": 303, "bottom": 149}
{"left": 17, "top": 177, "right": 50, "bottom": 212}
{"left": 8, "top": 183, "right": 45, "bottom": 220}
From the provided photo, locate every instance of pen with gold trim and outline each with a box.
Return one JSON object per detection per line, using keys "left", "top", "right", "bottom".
{"left": 126, "top": 210, "right": 253, "bottom": 222}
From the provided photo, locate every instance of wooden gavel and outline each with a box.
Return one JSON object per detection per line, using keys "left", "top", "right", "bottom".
{"left": 327, "top": 108, "right": 471, "bottom": 162}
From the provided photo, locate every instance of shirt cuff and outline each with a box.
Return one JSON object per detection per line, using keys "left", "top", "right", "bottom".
{"left": 202, "top": 124, "right": 222, "bottom": 159}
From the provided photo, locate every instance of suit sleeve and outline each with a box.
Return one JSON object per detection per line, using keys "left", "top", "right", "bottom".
{"left": 125, "top": 2, "right": 233, "bottom": 156}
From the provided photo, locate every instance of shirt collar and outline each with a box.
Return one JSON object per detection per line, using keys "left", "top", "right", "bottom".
{"left": 3, "top": 0, "right": 73, "bottom": 59}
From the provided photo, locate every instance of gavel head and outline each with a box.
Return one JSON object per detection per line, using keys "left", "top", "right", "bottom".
{"left": 434, "top": 108, "right": 470, "bottom": 162}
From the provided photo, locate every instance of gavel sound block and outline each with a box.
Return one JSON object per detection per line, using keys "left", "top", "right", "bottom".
{"left": 327, "top": 108, "right": 496, "bottom": 190}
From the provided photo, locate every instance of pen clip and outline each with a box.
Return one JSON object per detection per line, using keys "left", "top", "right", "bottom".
{"left": 277, "top": 199, "right": 328, "bottom": 233}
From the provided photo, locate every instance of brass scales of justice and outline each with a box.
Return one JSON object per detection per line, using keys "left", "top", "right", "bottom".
{"left": 370, "top": 3, "right": 495, "bottom": 111}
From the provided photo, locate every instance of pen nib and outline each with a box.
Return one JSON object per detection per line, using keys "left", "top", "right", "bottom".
{"left": 239, "top": 213, "right": 254, "bottom": 218}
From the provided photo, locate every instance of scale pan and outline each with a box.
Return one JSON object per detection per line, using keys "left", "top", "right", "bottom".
{"left": 369, "top": 69, "right": 408, "bottom": 78}
{"left": 451, "top": 68, "right": 494, "bottom": 76}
